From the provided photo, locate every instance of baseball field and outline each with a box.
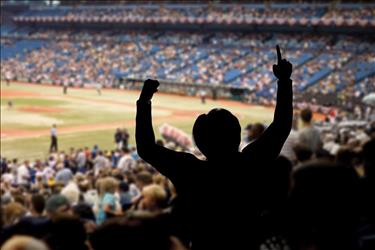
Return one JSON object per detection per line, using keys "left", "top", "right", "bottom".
{"left": 1, "top": 81, "right": 277, "bottom": 160}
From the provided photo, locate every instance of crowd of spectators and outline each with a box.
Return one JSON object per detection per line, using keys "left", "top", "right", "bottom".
{"left": 1, "top": 4, "right": 374, "bottom": 249}
{"left": 1, "top": 29, "right": 374, "bottom": 109}
{"left": 1, "top": 107, "right": 374, "bottom": 249}
{"left": 17, "top": 4, "right": 375, "bottom": 24}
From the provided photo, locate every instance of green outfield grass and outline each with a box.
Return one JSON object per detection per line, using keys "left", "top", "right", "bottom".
{"left": 1, "top": 81, "right": 274, "bottom": 160}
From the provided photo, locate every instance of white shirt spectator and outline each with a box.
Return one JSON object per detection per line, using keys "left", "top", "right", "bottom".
{"left": 2, "top": 173, "right": 14, "bottom": 184}
{"left": 43, "top": 166, "right": 55, "bottom": 180}
{"left": 298, "top": 126, "right": 322, "bottom": 153}
{"left": 76, "top": 151, "right": 86, "bottom": 168}
{"left": 129, "top": 183, "right": 141, "bottom": 198}
{"left": 93, "top": 155, "right": 109, "bottom": 176}
{"left": 280, "top": 130, "right": 298, "bottom": 162}
{"left": 17, "top": 165, "right": 30, "bottom": 185}
{"left": 51, "top": 127, "right": 57, "bottom": 137}
{"left": 117, "top": 154, "right": 135, "bottom": 172}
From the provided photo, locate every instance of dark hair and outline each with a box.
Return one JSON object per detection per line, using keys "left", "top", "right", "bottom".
{"left": 90, "top": 212, "right": 171, "bottom": 250}
{"left": 300, "top": 108, "right": 313, "bottom": 123}
{"left": 193, "top": 108, "right": 241, "bottom": 158}
{"left": 46, "top": 215, "right": 87, "bottom": 250}
{"left": 156, "top": 139, "right": 164, "bottom": 146}
{"left": 14, "top": 195, "right": 27, "bottom": 206}
{"left": 31, "top": 194, "right": 45, "bottom": 215}
{"left": 136, "top": 171, "right": 153, "bottom": 186}
{"left": 73, "top": 203, "right": 96, "bottom": 222}
{"left": 293, "top": 144, "right": 312, "bottom": 162}
{"left": 114, "top": 173, "right": 124, "bottom": 182}
{"left": 288, "top": 161, "right": 360, "bottom": 250}
{"left": 250, "top": 123, "right": 265, "bottom": 139}
{"left": 119, "top": 181, "right": 129, "bottom": 192}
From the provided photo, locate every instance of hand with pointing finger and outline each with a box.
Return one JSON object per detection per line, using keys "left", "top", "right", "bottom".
{"left": 273, "top": 45, "right": 293, "bottom": 81}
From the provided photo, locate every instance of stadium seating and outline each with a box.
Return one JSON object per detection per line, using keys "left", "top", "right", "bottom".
{"left": 1, "top": 3, "right": 374, "bottom": 107}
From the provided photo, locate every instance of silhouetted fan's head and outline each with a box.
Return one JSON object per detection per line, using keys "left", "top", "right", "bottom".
{"left": 193, "top": 108, "right": 241, "bottom": 159}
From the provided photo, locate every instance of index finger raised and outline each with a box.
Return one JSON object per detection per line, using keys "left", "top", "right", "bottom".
{"left": 276, "top": 45, "right": 282, "bottom": 63}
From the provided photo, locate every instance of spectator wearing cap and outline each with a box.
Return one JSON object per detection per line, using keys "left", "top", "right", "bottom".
{"left": 45, "top": 195, "right": 71, "bottom": 219}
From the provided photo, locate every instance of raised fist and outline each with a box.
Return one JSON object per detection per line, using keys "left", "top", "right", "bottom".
{"left": 140, "top": 79, "right": 159, "bottom": 101}
{"left": 273, "top": 45, "right": 293, "bottom": 81}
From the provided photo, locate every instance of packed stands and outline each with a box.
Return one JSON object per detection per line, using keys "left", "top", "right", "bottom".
{"left": 1, "top": 2, "right": 375, "bottom": 250}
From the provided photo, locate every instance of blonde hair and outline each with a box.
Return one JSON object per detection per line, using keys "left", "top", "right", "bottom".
{"left": 3, "top": 202, "right": 26, "bottom": 226}
{"left": 142, "top": 184, "right": 167, "bottom": 208}
{"left": 98, "top": 177, "right": 118, "bottom": 196}
{"left": 152, "top": 174, "right": 165, "bottom": 185}
{"left": 1, "top": 236, "right": 49, "bottom": 250}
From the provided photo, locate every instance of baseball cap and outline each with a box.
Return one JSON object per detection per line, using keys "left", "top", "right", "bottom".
{"left": 46, "top": 194, "right": 70, "bottom": 214}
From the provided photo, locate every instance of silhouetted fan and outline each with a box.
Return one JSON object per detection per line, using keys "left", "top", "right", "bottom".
{"left": 136, "top": 46, "right": 293, "bottom": 249}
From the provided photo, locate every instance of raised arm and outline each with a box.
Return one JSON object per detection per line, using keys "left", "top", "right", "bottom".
{"left": 136, "top": 79, "right": 196, "bottom": 181}
{"left": 242, "top": 45, "right": 293, "bottom": 160}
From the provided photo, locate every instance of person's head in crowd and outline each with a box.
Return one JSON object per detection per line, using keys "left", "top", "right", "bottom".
{"left": 74, "top": 172, "right": 85, "bottom": 183}
{"left": 12, "top": 158, "right": 18, "bottom": 165}
{"left": 315, "top": 148, "right": 334, "bottom": 161}
{"left": 288, "top": 161, "right": 360, "bottom": 250}
{"left": 141, "top": 184, "right": 168, "bottom": 212}
{"left": 335, "top": 147, "right": 358, "bottom": 167}
{"left": 13, "top": 194, "right": 27, "bottom": 207}
{"left": 266, "top": 156, "right": 293, "bottom": 209}
{"left": 45, "top": 214, "right": 87, "bottom": 250}
{"left": 30, "top": 194, "right": 45, "bottom": 216}
{"left": 72, "top": 203, "right": 97, "bottom": 234}
{"left": 45, "top": 194, "right": 71, "bottom": 219}
{"left": 134, "top": 163, "right": 147, "bottom": 174}
{"left": 35, "top": 172, "right": 44, "bottom": 184}
{"left": 78, "top": 179, "right": 90, "bottom": 193}
{"left": 119, "top": 181, "right": 129, "bottom": 193}
{"left": 300, "top": 108, "right": 313, "bottom": 126}
{"left": 293, "top": 144, "right": 313, "bottom": 164}
{"left": 61, "top": 181, "right": 80, "bottom": 205}
{"left": 122, "top": 148, "right": 131, "bottom": 154}
{"left": 98, "top": 177, "right": 118, "bottom": 196}
{"left": 244, "top": 123, "right": 253, "bottom": 141}
{"left": 249, "top": 123, "right": 265, "bottom": 141}
{"left": 3, "top": 202, "right": 26, "bottom": 226}
{"left": 193, "top": 108, "right": 241, "bottom": 159}
{"left": 113, "top": 170, "right": 124, "bottom": 182}
{"left": 135, "top": 171, "right": 153, "bottom": 190}
{"left": 124, "top": 171, "right": 136, "bottom": 184}
{"left": 1, "top": 236, "right": 49, "bottom": 250}
{"left": 152, "top": 174, "right": 165, "bottom": 186}
{"left": 73, "top": 202, "right": 96, "bottom": 222}
{"left": 156, "top": 139, "right": 164, "bottom": 146}
{"left": 90, "top": 212, "right": 187, "bottom": 250}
